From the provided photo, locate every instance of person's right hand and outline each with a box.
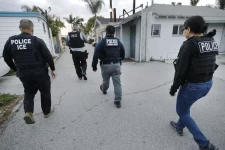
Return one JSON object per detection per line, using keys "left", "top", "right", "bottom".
{"left": 93, "top": 67, "right": 97, "bottom": 72}
{"left": 51, "top": 70, "right": 56, "bottom": 79}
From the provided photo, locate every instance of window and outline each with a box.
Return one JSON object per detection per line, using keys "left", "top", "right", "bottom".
{"left": 42, "top": 23, "right": 46, "bottom": 33}
{"left": 151, "top": 24, "right": 161, "bottom": 36}
{"left": 172, "top": 25, "right": 184, "bottom": 35}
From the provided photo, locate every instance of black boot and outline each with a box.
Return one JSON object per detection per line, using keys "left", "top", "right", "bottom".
{"left": 199, "top": 142, "right": 219, "bottom": 150}
{"left": 114, "top": 101, "right": 121, "bottom": 108}
{"left": 100, "top": 85, "right": 107, "bottom": 94}
{"left": 83, "top": 74, "right": 87, "bottom": 80}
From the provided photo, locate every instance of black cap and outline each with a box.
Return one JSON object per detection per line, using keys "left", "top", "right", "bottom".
{"left": 184, "top": 16, "right": 208, "bottom": 33}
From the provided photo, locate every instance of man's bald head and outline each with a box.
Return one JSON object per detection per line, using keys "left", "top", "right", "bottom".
{"left": 19, "top": 19, "right": 34, "bottom": 35}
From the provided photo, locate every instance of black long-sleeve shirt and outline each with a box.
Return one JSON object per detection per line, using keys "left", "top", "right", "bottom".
{"left": 170, "top": 35, "right": 218, "bottom": 94}
{"left": 2, "top": 32, "right": 55, "bottom": 71}
{"left": 92, "top": 36, "right": 125, "bottom": 69}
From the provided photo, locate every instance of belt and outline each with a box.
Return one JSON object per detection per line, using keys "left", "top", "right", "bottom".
{"left": 102, "top": 61, "right": 120, "bottom": 65}
{"left": 18, "top": 65, "right": 47, "bottom": 70}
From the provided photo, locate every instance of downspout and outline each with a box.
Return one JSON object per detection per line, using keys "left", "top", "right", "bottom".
{"left": 219, "top": 24, "right": 225, "bottom": 54}
{"left": 120, "top": 24, "right": 123, "bottom": 43}
{"left": 139, "top": 4, "right": 144, "bottom": 63}
{"left": 145, "top": 11, "right": 148, "bottom": 61}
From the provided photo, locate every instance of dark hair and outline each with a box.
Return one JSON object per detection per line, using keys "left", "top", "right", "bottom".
{"left": 184, "top": 16, "right": 208, "bottom": 33}
{"left": 106, "top": 25, "right": 115, "bottom": 34}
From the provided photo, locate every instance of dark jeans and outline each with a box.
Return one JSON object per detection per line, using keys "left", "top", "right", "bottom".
{"left": 71, "top": 52, "right": 87, "bottom": 78}
{"left": 19, "top": 72, "right": 51, "bottom": 115}
{"left": 176, "top": 80, "right": 213, "bottom": 147}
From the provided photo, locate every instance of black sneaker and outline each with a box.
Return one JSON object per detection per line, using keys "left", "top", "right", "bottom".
{"left": 170, "top": 121, "right": 183, "bottom": 136}
{"left": 199, "top": 142, "right": 219, "bottom": 150}
{"left": 100, "top": 85, "right": 107, "bottom": 94}
{"left": 78, "top": 75, "right": 82, "bottom": 80}
{"left": 114, "top": 101, "right": 121, "bottom": 108}
{"left": 83, "top": 74, "right": 87, "bottom": 80}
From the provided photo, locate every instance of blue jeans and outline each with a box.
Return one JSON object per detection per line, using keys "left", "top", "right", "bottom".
{"left": 176, "top": 80, "right": 213, "bottom": 147}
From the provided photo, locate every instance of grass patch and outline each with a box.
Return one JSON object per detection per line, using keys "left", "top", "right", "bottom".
{"left": 5, "top": 69, "right": 15, "bottom": 76}
{"left": 0, "top": 93, "right": 17, "bottom": 108}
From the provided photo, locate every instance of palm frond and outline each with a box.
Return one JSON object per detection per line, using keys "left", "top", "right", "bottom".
{"left": 190, "top": 0, "right": 199, "bottom": 6}
{"left": 81, "top": 0, "right": 104, "bottom": 15}
{"left": 217, "top": 0, "right": 225, "bottom": 9}
{"left": 21, "top": 5, "right": 32, "bottom": 12}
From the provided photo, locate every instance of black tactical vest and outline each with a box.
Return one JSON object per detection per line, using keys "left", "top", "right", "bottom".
{"left": 68, "top": 31, "right": 84, "bottom": 48}
{"left": 10, "top": 35, "right": 45, "bottom": 69}
{"left": 101, "top": 37, "right": 121, "bottom": 63}
{"left": 187, "top": 36, "right": 219, "bottom": 82}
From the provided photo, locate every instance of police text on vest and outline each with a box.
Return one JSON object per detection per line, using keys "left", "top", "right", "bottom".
{"left": 11, "top": 39, "right": 32, "bottom": 50}
{"left": 198, "top": 41, "right": 218, "bottom": 53}
{"left": 106, "top": 39, "right": 118, "bottom": 46}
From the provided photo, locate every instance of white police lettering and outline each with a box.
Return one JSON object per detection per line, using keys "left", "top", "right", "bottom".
{"left": 106, "top": 39, "right": 118, "bottom": 46}
{"left": 71, "top": 34, "right": 78, "bottom": 38}
{"left": 198, "top": 41, "right": 218, "bottom": 53}
{"left": 11, "top": 39, "right": 32, "bottom": 50}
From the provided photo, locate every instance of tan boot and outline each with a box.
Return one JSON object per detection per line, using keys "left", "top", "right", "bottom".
{"left": 44, "top": 107, "right": 54, "bottom": 118}
{"left": 24, "top": 112, "right": 35, "bottom": 124}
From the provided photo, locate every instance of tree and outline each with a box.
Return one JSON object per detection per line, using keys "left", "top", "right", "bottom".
{"left": 63, "top": 14, "right": 84, "bottom": 29}
{"left": 21, "top": 5, "right": 65, "bottom": 37}
{"left": 21, "top": 5, "right": 39, "bottom": 12}
{"left": 190, "top": 0, "right": 199, "bottom": 6}
{"left": 217, "top": 0, "right": 225, "bottom": 9}
{"left": 21, "top": 5, "right": 51, "bottom": 24}
{"left": 63, "top": 14, "right": 76, "bottom": 26}
{"left": 74, "top": 17, "right": 84, "bottom": 27}
{"left": 50, "top": 18, "right": 65, "bottom": 36}
{"left": 81, "top": 0, "right": 105, "bottom": 17}
{"left": 84, "top": 15, "right": 103, "bottom": 35}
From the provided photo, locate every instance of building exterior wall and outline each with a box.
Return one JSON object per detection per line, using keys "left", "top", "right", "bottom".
{"left": 219, "top": 24, "right": 225, "bottom": 53}
{"left": 95, "top": 24, "right": 107, "bottom": 42}
{"left": 123, "top": 26, "right": 130, "bottom": 58}
{"left": 146, "top": 14, "right": 187, "bottom": 61}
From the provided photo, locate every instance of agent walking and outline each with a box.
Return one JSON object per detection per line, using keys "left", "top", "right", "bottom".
{"left": 3, "top": 19, "right": 55, "bottom": 124}
{"left": 92, "top": 25, "right": 125, "bottom": 108}
{"left": 169, "top": 16, "right": 219, "bottom": 150}
{"left": 66, "top": 25, "right": 88, "bottom": 80}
